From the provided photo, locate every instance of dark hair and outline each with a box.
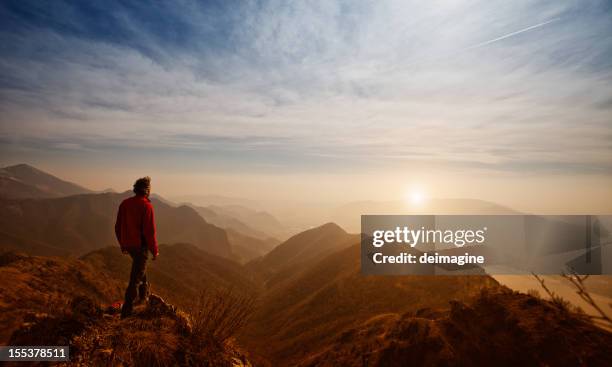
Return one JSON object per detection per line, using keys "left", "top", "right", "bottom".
{"left": 133, "top": 176, "right": 151, "bottom": 196}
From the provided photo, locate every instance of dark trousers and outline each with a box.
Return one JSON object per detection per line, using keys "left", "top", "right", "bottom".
{"left": 122, "top": 246, "right": 149, "bottom": 316}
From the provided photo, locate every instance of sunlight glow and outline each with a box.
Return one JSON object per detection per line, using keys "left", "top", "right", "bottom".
{"left": 404, "top": 187, "right": 427, "bottom": 206}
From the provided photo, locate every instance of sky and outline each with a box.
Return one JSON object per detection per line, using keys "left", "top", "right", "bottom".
{"left": 0, "top": 0, "right": 611, "bottom": 212}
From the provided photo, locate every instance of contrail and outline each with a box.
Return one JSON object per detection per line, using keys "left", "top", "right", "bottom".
{"left": 362, "top": 17, "right": 561, "bottom": 78}
{"left": 465, "top": 18, "right": 559, "bottom": 50}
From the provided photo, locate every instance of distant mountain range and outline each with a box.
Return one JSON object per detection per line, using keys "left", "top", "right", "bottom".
{"left": 0, "top": 164, "right": 286, "bottom": 262}
{"left": 192, "top": 204, "right": 280, "bottom": 241}
{"left": 170, "top": 194, "right": 261, "bottom": 208}
{"left": 0, "top": 164, "right": 91, "bottom": 199}
{"left": 0, "top": 191, "right": 233, "bottom": 258}
{"left": 329, "top": 198, "right": 520, "bottom": 232}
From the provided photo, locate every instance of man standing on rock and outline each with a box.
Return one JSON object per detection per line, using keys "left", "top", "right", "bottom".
{"left": 114, "top": 176, "right": 159, "bottom": 318}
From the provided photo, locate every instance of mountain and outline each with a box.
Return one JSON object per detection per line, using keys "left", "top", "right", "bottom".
{"left": 0, "top": 192, "right": 232, "bottom": 258}
{"left": 170, "top": 194, "right": 261, "bottom": 208}
{"left": 226, "top": 229, "right": 279, "bottom": 264}
{"left": 1, "top": 249, "right": 254, "bottom": 365}
{"left": 9, "top": 294, "right": 252, "bottom": 366}
{"left": 297, "top": 288, "right": 612, "bottom": 367}
{"left": 189, "top": 204, "right": 281, "bottom": 263}
{"left": 154, "top": 202, "right": 231, "bottom": 258}
{"left": 190, "top": 205, "right": 281, "bottom": 262}
{"left": 0, "top": 251, "right": 123, "bottom": 344}
{"left": 240, "top": 243, "right": 499, "bottom": 365}
{"left": 192, "top": 204, "right": 276, "bottom": 241}
{"left": 0, "top": 164, "right": 278, "bottom": 261}
{"left": 208, "top": 204, "right": 292, "bottom": 241}
{"left": 329, "top": 198, "right": 519, "bottom": 232}
{"left": 0, "top": 163, "right": 91, "bottom": 199}
{"left": 1, "top": 242, "right": 259, "bottom": 345}
{"left": 247, "top": 222, "right": 358, "bottom": 286}
{"left": 149, "top": 193, "right": 178, "bottom": 207}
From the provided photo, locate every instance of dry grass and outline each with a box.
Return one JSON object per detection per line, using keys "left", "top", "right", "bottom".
{"left": 0, "top": 251, "right": 123, "bottom": 343}
{"left": 189, "top": 286, "right": 257, "bottom": 345}
{"left": 240, "top": 243, "right": 498, "bottom": 365}
{"left": 298, "top": 287, "right": 612, "bottom": 367}
{"left": 526, "top": 288, "right": 541, "bottom": 299}
{"left": 110, "top": 318, "right": 180, "bottom": 367}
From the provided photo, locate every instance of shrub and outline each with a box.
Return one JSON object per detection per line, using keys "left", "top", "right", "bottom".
{"left": 188, "top": 287, "right": 257, "bottom": 345}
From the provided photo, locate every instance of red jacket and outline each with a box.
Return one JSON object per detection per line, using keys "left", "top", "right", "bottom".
{"left": 115, "top": 195, "right": 158, "bottom": 256}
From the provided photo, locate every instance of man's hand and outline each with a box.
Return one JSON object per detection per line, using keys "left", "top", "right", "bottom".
{"left": 121, "top": 248, "right": 128, "bottom": 254}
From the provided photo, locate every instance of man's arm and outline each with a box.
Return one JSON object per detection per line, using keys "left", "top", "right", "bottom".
{"left": 143, "top": 202, "right": 159, "bottom": 258}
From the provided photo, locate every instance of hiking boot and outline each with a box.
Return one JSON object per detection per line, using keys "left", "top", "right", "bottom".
{"left": 120, "top": 302, "right": 133, "bottom": 319}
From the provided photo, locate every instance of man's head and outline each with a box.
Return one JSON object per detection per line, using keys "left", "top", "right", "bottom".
{"left": 133, "top": 176, "right": 151, "bottom": 197}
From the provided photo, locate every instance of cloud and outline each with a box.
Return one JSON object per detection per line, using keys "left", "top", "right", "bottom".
{"left": 0, "top": 0, "right": 611, "bottom": 175}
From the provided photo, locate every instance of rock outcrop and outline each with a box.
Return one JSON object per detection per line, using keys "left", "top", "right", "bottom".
{"left": 9, "top": 294, "right": 252, "bottom": 367}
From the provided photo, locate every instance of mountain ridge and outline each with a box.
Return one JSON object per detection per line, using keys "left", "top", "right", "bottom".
{"left": 0, "top": 163, "right": 91, "bottom": 199}
{"left": 0, "top": 191, "right": 233, "bottom": 258}
{"left": 247, "top": 222, "right": 357, "bottom": 286}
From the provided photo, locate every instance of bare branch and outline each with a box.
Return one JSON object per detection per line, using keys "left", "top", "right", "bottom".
{"left": 562, "top": 267, "right": 612, "bottom": 328}
{"left": 531, "top": 272, "right": 573, "bottom": 312}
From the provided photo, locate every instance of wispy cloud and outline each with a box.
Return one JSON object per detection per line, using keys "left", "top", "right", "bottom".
{"left": 0, "top": 0, "right": 611, "bottom": 176}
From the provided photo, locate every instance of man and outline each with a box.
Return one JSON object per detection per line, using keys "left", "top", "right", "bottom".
{"left": 114, "top": 176, "right": 159, "bottom": 318}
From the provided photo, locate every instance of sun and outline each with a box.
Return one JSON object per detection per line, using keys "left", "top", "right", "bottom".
{"left": 404, "top": 187, "right": 427, "bottom": 206}
{"left": 410, "top": 191, "right": 424, "bottom": 205}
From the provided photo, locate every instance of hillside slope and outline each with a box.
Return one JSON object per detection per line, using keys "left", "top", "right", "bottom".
{"left": 240, "top": 243, "right": 498, "bottom": 365}
{"left": 247, "top": 222, "right": 358, "bottom": 287}
{"left": 9, "top": 294, "right": 252, "bottom": 366}
{"left": 1, "top": 243, "right": 260, "bottom": 346}
{"left": 298, "top": 288, "right": 612, "bottom": 367}
{"left": 0, "top": 164, "right": 91, "bottom": 199}
{"left": 226, "top": 229, "right": 279, "bottom": 264}
{"left": 81, "top": 243, "right": 260, "bottom": 308}
{"left": 0, "top": 251, "right": 123, "bottom": 344}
